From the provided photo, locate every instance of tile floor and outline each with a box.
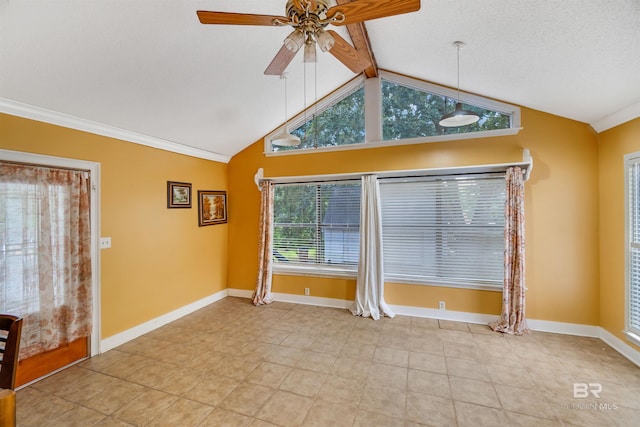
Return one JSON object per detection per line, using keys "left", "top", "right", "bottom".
{"left": 16, "top": 297, "right": 640, "bottom": 426}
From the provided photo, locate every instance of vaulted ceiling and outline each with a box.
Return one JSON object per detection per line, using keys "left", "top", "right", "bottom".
{"left": 1, "top": 1, "right": 639, "bottom": 161}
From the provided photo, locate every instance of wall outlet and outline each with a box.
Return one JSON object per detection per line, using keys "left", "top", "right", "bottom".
{"left": 439, "top": 301, "right": 445, "bottom": 310}
{"left": 304, "top": 288, "right": 310, "bottom": 296}
{"left": 100, "top": 237, "right": 111, "bottom": 249}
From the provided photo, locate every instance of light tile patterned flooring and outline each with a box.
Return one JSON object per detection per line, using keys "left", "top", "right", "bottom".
{"left": 17, "top": 297, "right": 640, "bottom": 426}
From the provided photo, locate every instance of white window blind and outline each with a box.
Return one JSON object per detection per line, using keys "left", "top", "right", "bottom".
{"left": 379, "top": 174, "right": 506, "bottom": 288}
{"left": 273, "top": 181, "right": 360, "bottom": 270}
{"left": 626, "top": 156, "right": 640, "bottom": 341}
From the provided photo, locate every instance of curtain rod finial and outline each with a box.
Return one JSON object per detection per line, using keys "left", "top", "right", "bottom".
{"left": 254, "top": 168, "right": 264, "bottom": 191}
{"left": 522, "top": 149, "right": 533, "bottom": 181}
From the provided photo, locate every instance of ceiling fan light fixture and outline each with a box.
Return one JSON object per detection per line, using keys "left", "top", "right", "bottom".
{"left": 303, "top": 39, "right": 317, "bottom": 62}
{"left": 315, "top": 28, "right": 335, "bottom": 52}
{"left": 284, "top": 29, "right": 305, "bottom": 52}
{"left": 439, "top": 102, "right": 480, "bottom": 127}
{"left": 439, "top": 41, "right": 480, "bottom": 127}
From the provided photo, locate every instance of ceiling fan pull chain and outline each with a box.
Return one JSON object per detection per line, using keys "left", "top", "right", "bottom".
{"left": 314, "top": 59, "right": 319, "bottom": 149}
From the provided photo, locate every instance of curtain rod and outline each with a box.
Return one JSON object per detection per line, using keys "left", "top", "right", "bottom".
{"left": 255, "top": 149, "right": 533, "bottom": 189}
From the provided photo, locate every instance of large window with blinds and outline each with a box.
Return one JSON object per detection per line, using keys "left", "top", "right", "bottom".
{"left": 625, "top": 153, "right": 640, "bottom": 346}
{"left": 379, "top": 175, "right": 506, "bottom": 289}
{"left": 271, "top": 173, "right": 507, "bottom": 288}
{"left": 273, "top": 181, "right": 361, "bottom": 275}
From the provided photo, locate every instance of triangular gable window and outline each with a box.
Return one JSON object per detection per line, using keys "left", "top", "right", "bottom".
{"left": 265, "top": 71, "right": 520, "bottom": 154}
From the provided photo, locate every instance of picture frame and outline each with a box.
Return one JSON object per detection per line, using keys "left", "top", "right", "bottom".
{"left": 198, "top": 190, "right": 228, "bottom": 226}
{"left": 167, "top": 181, "right": 192, "bottom": 208}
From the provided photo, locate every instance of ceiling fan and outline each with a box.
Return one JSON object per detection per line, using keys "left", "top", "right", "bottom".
{"left": 197, "top": 0, "right": 420, "bottom": 75}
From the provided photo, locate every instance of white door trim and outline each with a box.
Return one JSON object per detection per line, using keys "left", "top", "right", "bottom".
{"left": 0, "top": 149, "right": 101, "bottom": 356}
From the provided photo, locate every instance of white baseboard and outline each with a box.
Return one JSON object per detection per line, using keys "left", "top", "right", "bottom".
{"left": 227, "top": 288, "right": 253, "bottom": 299}
{"left": 228, "top": 288, "right": 352, "bottom": 309}
{"left": 100, "top": 289, "right": 228, "bottom": 353}
{"left": 598, "top": 328, "right": 640, "bottom": 367}
{"left": 273, "top": 292, "right": 352, "bottom": 309}
{"left": 526, "top": 319, "right": 601, "bottom": 337}
{"left": 390, "top": 304, "right": 497, "bottom": 325}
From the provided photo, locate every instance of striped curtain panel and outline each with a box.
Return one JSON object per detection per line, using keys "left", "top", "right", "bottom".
{"left": 490, "top": 167, "right": 528, "bottom": 335}
{"left": 253, "top": 180, "right": 275, "bottom": 306}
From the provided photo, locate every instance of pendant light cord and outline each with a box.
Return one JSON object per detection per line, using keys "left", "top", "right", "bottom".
{"left": 314, "top": 59, "right": 318, "bottom": 149}
{"left": 456, "top": 43, "right": 461, "bottom": 103}
{"left": 283, "top": 73, "right": 289, "bottom": 131}
{"left": 304, "top": 62, "right": 307, "bottom": 145}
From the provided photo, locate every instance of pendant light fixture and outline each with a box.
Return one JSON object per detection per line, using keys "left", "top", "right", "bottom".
{"left": 271, "top": 72, "right": 301, "bottom": 147}
{"left": 439, "top": 41, "right": 480, "bottom": 127}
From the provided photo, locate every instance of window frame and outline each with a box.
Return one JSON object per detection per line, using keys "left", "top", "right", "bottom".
{"left": 264, "top": 70, "right": 521, "bottom": 156}
{"left": 624, "top": 152, "right": 640, "bottom": 347}
{"left": 265, "top": 159, "right": 532, "bottom": 290}
{"left": 379, "top": 174, "right": 506, "bottom": 291}
{"left": 272, "top": 180, "right": 362, "bottom": 279}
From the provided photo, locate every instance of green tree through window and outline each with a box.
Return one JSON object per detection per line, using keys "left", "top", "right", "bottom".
{"left": 267, "top": 73, "right": 517, "bottom": 153}
{"left": 382, "top": 80, "right": 511, "bottom": 140}
{"left": 273, "top": 87, "right": 365, "bottom": 152}
{"left": 273, "top": 182, "right": 360, "bottom": 267}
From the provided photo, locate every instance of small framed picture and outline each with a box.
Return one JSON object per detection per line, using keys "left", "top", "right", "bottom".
{"left": 167, "top": 181, "right": 192, "bottom": 208}
{"left": 198, "top": 190, "right": 227, "bottom": 226}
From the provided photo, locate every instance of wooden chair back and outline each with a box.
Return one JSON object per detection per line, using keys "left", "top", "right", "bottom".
{"left": 0, "top": 315, "right": 22, "bottom": 390}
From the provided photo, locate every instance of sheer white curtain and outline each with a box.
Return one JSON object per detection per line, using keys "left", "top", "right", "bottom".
{"left": 0, "top": 162, "right": 92, "bottom": 359}
{"left": 350, "top": 175, "right": 394, "bottom": 320}
{"left": 253, "top": 180, "right": 275, "bottom": 306}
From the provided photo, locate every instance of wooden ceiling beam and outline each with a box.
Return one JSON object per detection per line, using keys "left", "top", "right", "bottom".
{"left": 335, "top": 0, "right": 378, "bottom": 78}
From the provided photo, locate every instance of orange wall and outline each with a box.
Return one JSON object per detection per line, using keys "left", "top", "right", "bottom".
{"left": 0, "top": 113, "right": 228, "bottom": 338}
{"left": 1, "top": 102, "right": 613, "bottom": 335}
{"left": 228, "top": 107, "right": 601, "bottom": 324}
{"left": 598, "top": 117, "right": 640, "bottom": 351}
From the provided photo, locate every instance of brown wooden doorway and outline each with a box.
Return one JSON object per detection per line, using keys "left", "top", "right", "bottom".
{"left": 15, "top": 337, "right": 89, "bottom": 387}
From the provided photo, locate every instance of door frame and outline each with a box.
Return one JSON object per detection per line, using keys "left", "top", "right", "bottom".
{"left": 0, "top": 149, "right": 101, "bottom": 357}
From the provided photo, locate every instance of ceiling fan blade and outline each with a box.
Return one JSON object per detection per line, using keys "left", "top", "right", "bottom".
{"left": 327, "top": 0, "right": 420, "bottom": 26}
{"left": 197, "top": 10, "right": 286, "bottom": 26}
{"left": 327, "top": 30, "right": 371, "bottom": 73}
{"left": 264, "top": 45, "right": 299, "bottom": 75}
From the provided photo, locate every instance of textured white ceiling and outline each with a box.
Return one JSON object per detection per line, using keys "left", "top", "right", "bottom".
{"left": 1, "top": 1, "right": 639, "bottom": 160}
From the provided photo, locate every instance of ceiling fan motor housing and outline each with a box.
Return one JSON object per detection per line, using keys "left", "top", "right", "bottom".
{"left": 285, "top": 0, "right": 332, "bottom": 21}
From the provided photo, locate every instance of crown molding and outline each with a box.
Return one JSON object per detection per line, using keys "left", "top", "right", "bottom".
{"left": 591, "top": 101, "right": 640, "bottom": 133}
{"left": 0, "top": 98, "right": 230, "bottom": 163}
